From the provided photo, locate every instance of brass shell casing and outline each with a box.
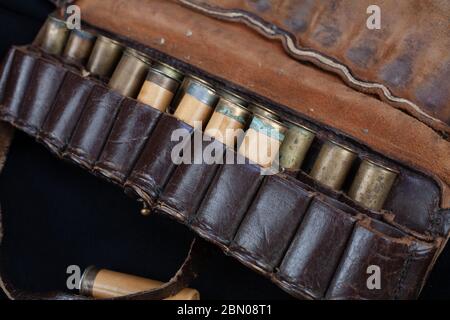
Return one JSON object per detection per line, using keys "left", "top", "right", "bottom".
{"left": 171, "top": 75, "right": 218, "bottom": 114}
{"left": 63, "top": 29, "right": 96, "bottom": 65}
{"left": 278, "top": 122, "right": 315, "bottom": 170}
{"left": 348, "top": 159, "right": 398, "bottom": 211}
{"left": 87, "top": 35, "right": 123, "bottom": 78}
{"left": 238, "top": 112, "right": 287, "bottom": 168}
{"left": 37, "top": 15, "right": 70, "bottom": 55}
{"left": 310, "top": 140, "right": 357, "bottom": 190}
{"left": 174, "top": 77, "right": 218, "bottom": 128}
{"left": 152, "top": 62, "right": 184, "bottom": 83}
{"left": 250, "top": 103, "right": 280, "bottom": 121}
{"left": 137, "top": 62, "right": 184, "bottom": 112}
{"left": 205, "top": 95, "right": 251, "bottom": 148}
{"left": 217, "top": 88, "right": 248, "bottom": 108}
{"left": 80, "top": 267, "right": 200, "bottom": 300}
{"left": 108, "top": 48, "right": 152, "bottom": 98}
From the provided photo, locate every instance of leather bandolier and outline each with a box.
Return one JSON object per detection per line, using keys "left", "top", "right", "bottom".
{"left": 0, "top": 0, "right": 449, "bottom": 300}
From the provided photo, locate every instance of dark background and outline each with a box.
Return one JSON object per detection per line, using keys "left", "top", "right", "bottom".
{"left": 0, "top": 0, "right": 448, "bottom": 300}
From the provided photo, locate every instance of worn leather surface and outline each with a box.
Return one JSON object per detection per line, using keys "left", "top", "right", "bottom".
{"left": 15, "top": 59, "right": 66, "bottom": 136}
{"left": 125, "top": 113, "right": 193, "bottom": 206}
{"left": 39, "top": 71, "right": 96, "bottom": 154}
{"left": 193, "top": 159, "right": 264, "bottom": 246}
{"left": 95, "top": 101, "right": 162, "bottom": 184}
{"left": 191, "top": 0, "right": 450, "bottom": 129}
{"left": 276, "top": 197, "right": 358, "bottom": 299}
{"left": 76, "top": 0, "right": 450, "bottom": 208}
{"left": 158, "top": 138, "right": 224, "bottom": 222}
{"left": 65, "top": 85, "right": 124, "bottom": 169}
{"left": 0, "top": 48, "right": 37, "bottom": 123}
{"left": 231, "top": 175, "right": 313, "bottom": 272}
{"left": 326, "top": 219, "right": 437, "bottom": 300}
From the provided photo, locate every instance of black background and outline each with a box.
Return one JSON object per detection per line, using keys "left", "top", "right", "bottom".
{"left": 0, "top": 0, "right": 448, "bottom": 300}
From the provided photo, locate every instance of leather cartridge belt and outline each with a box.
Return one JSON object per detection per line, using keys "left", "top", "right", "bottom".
{"left": 0, "top": 1, "right": 449, "bottom": 300}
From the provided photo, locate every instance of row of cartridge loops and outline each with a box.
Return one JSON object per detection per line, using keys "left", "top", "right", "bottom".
{"left": 36, "top": 14, "right": 398, "bottom": 213}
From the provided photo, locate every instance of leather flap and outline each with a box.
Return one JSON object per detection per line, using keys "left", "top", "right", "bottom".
{"left": 75, "top": 0, "right": 450, "bottom": 207}
{"left": 191, "top": 0, "right": 450, "bottom": 130}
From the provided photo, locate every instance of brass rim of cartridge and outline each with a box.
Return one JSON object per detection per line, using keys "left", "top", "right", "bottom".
{"left": 63, "top": 29, "right": 96, "bottom": 61}
{"left": 250, "top": 103, "right": 280, "bottom": 122}
{"left": 218, "top": 88, "right": 248, "bottom": 108}
{"left": 47, "top": 13, "right": 67, "bottom": 26}
{"left": 278, "top": 121, "right": 316, "bottom": 170}
{"left": 215, "top": 98, "right": 251, "bottom": 123}
{"left": 218, "top": 89, "right": 250, "bottom": 118}
{"left": 362, "top": 158, "right": 399, "bottom": 175}
{"left": 169, "top": 74, "right": 204, "bottom": 112}
{"left": 97, "top": 35, "right": 123, "bottom": 47}
{"left": 175, "top": 74, "right": 197, "bottom": 93}
{"left": 348, "top": 158, "right": 398, "bottom": 210}
{"left": 185, "top": 74, "right": 215, "bottom": 89}
{"left": 250, "top": 103, "right": 286, "bottom": 132}
{"left": 124, "top": 47, "right": 152, "bottom": 65}
{"left": 79, "top": 266, "right": 99, "bottom": 297}
{"left": 70, "top": 28, "right": 96, "bottom": 41}
{"left": 185, "top": 73, "right": 218, "bottom": 90}
{"left": 146, "top": 70, "right": 182, "bottom": 94}
{"left": 86, "top": 35, "right": 124, "bottom": 78}
{"left": 151, "top": 61, "right": 184, "bottom": 82}
{"left": 222, "top": 100, "right": 251, "bottom": 118}
{"left": 38, "top": 13, "right": 70, "bottom": 54}
{"left": 185, "top": 77, "right": 217, "bottom": 107}
{"left": 284, "top": 119, "right": 316, "bottom": 135}
{"left": 253, "top": 113, "right": 287, "bottom": 135}
{"left": 309, "top": 140, "right": 358, "bottom": 190}
{"left": 326, "top": 139, "right": 357, "bottom": 155}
